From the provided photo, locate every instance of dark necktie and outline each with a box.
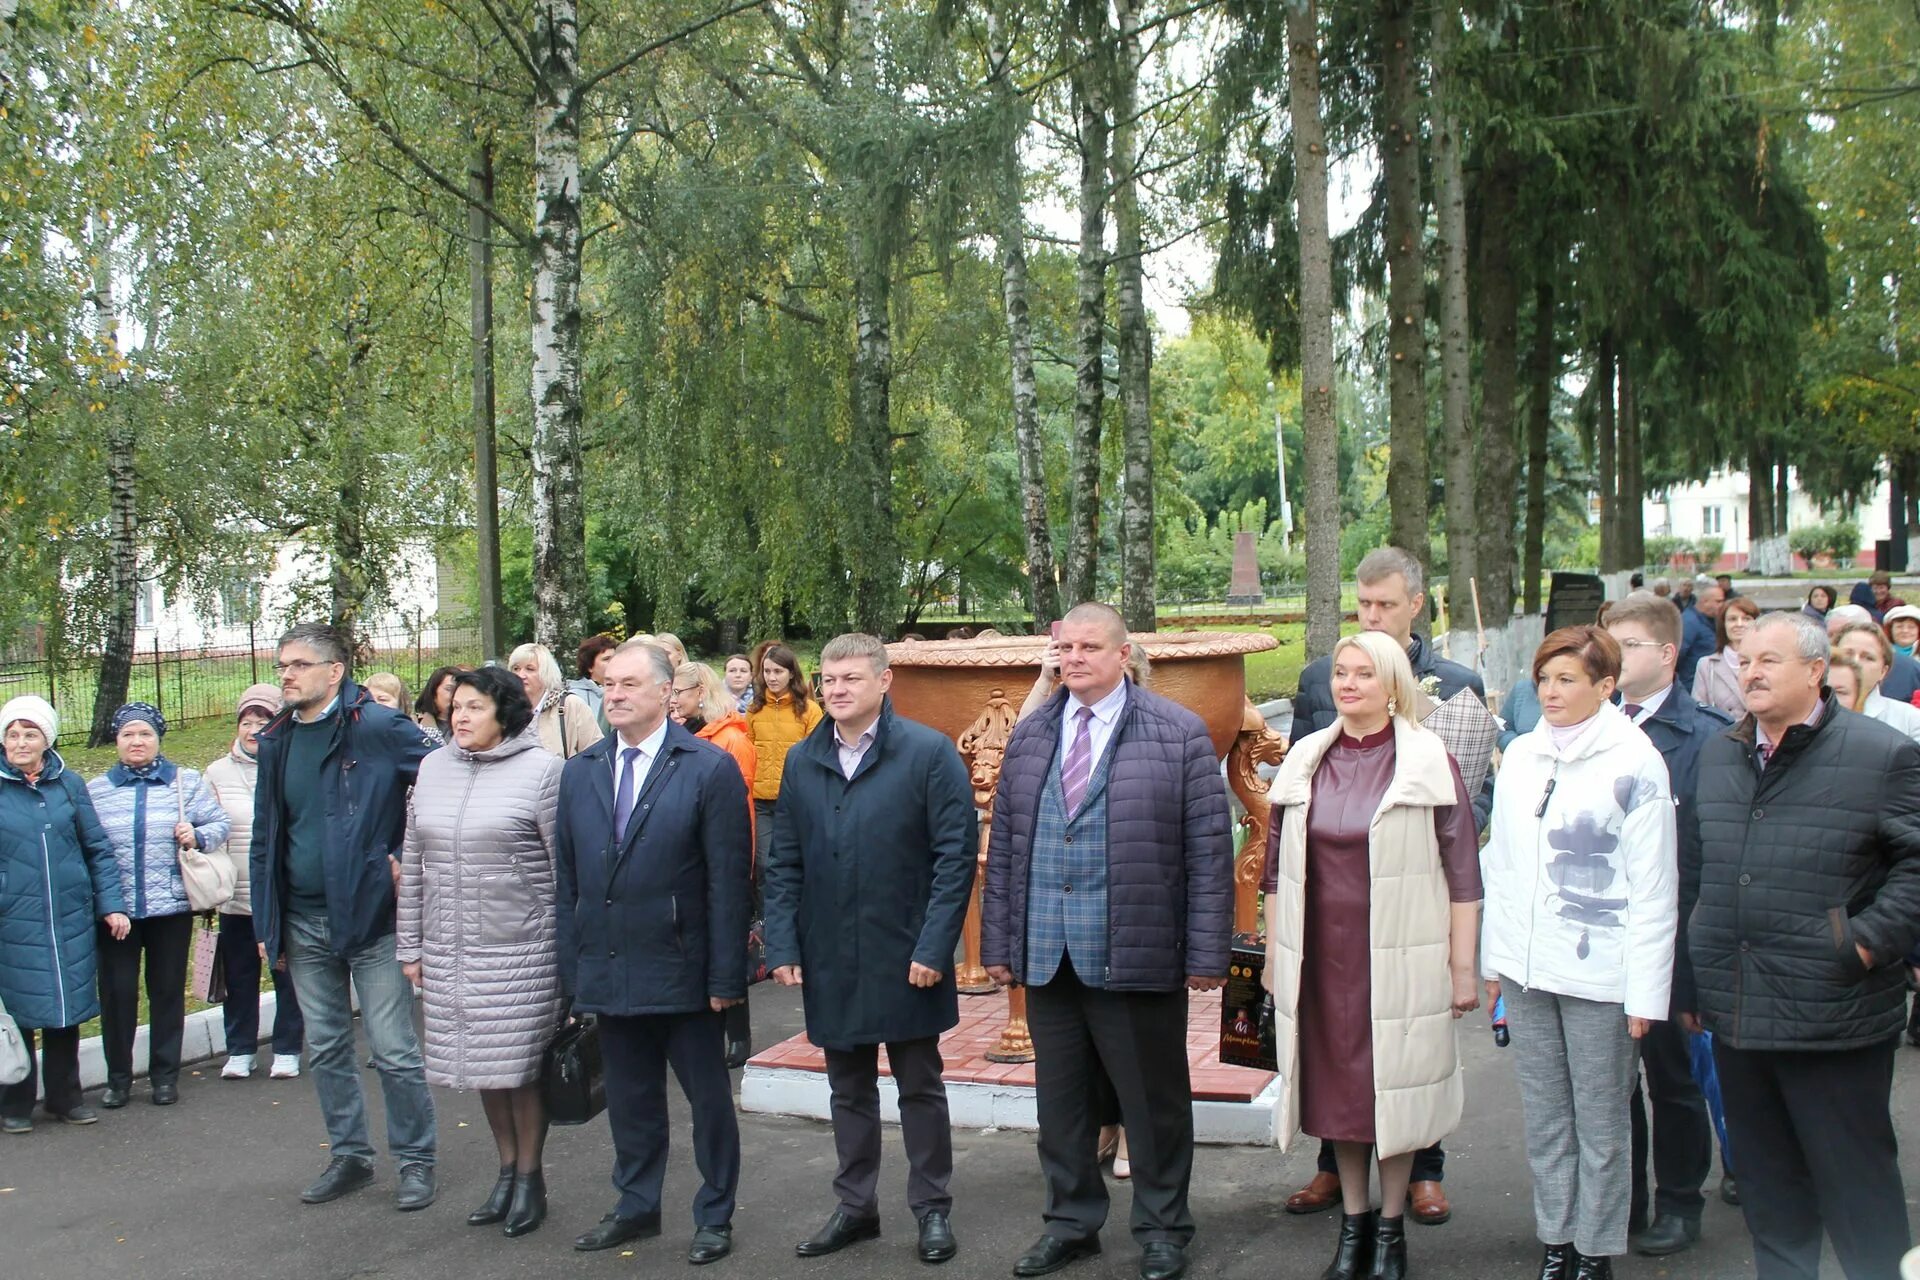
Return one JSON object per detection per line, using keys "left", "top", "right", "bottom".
{"left": 1061, "top": 706, "right": 1095, "bottom": 816}
{"left": 1757, "top": 741, "right": 1774, "bottom": 770}
{"left": 613, "top": 746, "right": 641, "bottom": 838}
{"left": 1622, "top": 703, "right": 1643, "bottom": 721}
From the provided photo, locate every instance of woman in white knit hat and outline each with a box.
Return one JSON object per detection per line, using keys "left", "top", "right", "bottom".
{"left": 0, "top": 695, "right": 130, "bottom": 1134}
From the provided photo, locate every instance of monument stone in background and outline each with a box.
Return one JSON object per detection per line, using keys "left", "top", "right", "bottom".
{"left": 1226, "top": 530, "right": 1264, "bottom": 605}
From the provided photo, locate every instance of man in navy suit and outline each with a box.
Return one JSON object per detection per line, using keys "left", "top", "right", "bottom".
{"left": 554, "top": 639, "right": 752, "bottom": 1266}
{"left": 1607, "top": 593, "right": 1733, "bottom": 1258}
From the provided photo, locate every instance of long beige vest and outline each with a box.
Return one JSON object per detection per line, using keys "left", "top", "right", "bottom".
{"left": 1263, "top": 717, "right": 1464, "bottom": 1155}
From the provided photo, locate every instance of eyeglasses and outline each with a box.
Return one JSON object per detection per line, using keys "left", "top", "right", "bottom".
{"left": 672, "top": 685, "right": 701, "bottom": 695}
{"left": 271, "top": 659, "right": 336, "bottom": 675}
{"left": 1617, "top": 640, "right": 1668, "bottom": 652}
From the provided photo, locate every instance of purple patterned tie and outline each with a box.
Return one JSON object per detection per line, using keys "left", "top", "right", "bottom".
{"left": 1062, "top": 706, "right": 1095, "bottom": 816}
{"left": 1622, "top": 704, "right": 1643, "bottom": 720}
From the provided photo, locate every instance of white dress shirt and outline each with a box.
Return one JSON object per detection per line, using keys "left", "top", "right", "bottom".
{"left": 1059, "top": 679, "right": 1129, "bottom": 772}
{"left": 612, "top": 716, "right": 671, "bottom": 797}
{"left": 1623, "top": 683, "right": 1672, "bottom": 726}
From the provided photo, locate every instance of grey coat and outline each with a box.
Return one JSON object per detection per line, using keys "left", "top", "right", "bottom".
{"left": 397, "top": 731, "right": 565, "bottom": 1090}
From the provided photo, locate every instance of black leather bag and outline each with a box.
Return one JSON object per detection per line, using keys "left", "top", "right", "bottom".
{"left": 542, "top": 1019, "right": 606, "bottom": 1126}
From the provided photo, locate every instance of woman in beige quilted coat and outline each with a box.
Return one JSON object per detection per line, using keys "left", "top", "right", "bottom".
{"left": 398, "top": 665, "right": 564, "bottom": 1239}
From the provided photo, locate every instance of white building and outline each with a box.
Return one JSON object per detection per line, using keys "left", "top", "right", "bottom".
{"left": 133, "top": 538, "right": 449, "bottom": 653}
{"left": 1641, "top": 468, "right": 1898, "bottom": 570}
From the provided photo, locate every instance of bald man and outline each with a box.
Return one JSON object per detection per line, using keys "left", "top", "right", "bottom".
{"left": 983, "top": 602, "right": 1233, "bottom": 1280}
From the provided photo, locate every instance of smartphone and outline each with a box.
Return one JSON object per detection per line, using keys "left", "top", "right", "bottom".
{"left": 1050, "top": 621, "right": 1062, "bottom": 641}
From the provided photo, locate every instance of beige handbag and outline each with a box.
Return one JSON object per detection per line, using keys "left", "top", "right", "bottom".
{"left": 175, "top": 774, "right": 235, "bottom": 911}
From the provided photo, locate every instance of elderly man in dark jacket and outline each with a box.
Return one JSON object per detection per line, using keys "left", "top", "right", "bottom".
{"left": 764, "top": 633, "right": 977, "bottom": 1267}
{"left": 252, "top": 623, "right": 438, "bottom": 1211}
{"left": 1606, "top": 594, "right": 1732, "bottom": 1257}
{"left": 1287, "top": 546, "right": 1487, "bottom": 1223}
{"left": 1681, "top": 610, "right": 1920, "bottom": 1280}
{"left": 554, "top": 640, "right": 750, "bottom": 1266}
{"left": 983, "top": 602, "right": 1232, "bottom": 1280}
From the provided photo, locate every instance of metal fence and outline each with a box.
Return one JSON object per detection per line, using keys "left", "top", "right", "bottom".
{"left": 0, "top": 617, "right": 486, "bottom": 731}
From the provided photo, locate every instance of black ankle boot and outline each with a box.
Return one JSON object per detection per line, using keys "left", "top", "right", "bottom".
{"left": 1570, "top": 1254, "right": 1612, "bottom": 1280}
{"left": 502, "top": 1170, "right": 547, "bottom": 1237}
{"left": 467, "top": 1167, "right": 514, "bottom": 1226}
{"left": 1322, "top": 1211, "right": 1374, "bottom": 1280}
{"left": 1537, "top": 1243, "right": 1575, "bottom": 1280}
{"left": 1366, "top": 1214, "right": 1406, "bottom": 1280}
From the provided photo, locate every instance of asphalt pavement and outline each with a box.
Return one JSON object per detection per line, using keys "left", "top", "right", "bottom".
{"left": 6, "top": 982, "right": 1916, "bottom": 1279}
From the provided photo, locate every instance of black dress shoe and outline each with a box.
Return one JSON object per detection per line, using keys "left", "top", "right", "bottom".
{"left": 1634, "top": 1214, "right": 1699, "bottom": 1256}
{"left": 917, "top": 1211, "right": 957, "bottom": 1264}
{"left": 150, "top": 1083, "right": 178, "bottom": 1106}
{"left": 1366, "top": 1215, "right": 1406, "bottom": 1280}
{"left": 54, "top": 1105, "right": 99, "bottom": 1125}
{"left": 301, "top": 1155, "right": 375, "bottom": 1204}
{"left": 1140, "top": 1241, "right": 1188, "bottom": 1280}
{"left": 395, "top": 1161, "right": 436, "bottom": 1211}
{"left": 795, "top": 1210, "right": 881, "bottom": 1257}
{"left": 575, "top": 1212, "right": 661, "bottom": 1252}
{"left": 1323, "top": 1212, "right": 1373, "bottom": 1280}
{"left": 1571, "top": 1254, "right": 1612, "bottom": 1280}
{"left": 689, "top": 1225, "right": 733, "bottom": 1266}
{"left": 468, "top": 1167, "right": 514, "bottom": 1226}
{"left": 1014, "top": 1234, "right": 1101, "bottom": 1277}
{"left": 1536, "top": 1243, "right": 1575, "bottom": 1280}
{"left": 502, "top": 1170, "right": 546, "bottom": 1237}
{"left": 100, "top": 1084, "right": 130, "bottom": 1110}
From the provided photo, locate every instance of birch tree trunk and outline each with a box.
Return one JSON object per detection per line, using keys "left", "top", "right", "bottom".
{"left": 1473, "top": 150, "right": 1521, "bottom": 619}
{"left": 845, "top": 0, "right": 897, "bottom": 636}
{"left": 330, "top": 314, "right": 373, "bottom": 639}
{"left": 469, "top": 131, "right": 504, "bottom": 660}
{"left": 1111, "top": 0, "right": 1154, "bottom": 632}
{"left": 990, "top": 14, "right": 1059, "bottom": 627}
{"left": 1431, "top": 5, "right": 1475, "bottom": 593}
{"left": 1062, "top": 45, "right": 1109, "bottom": 608}
{"left": 1287, "top": 0, "right": 1341, "bottom": 662}
{"left": 1523, "top": 280, "right": 1553, "bottom": 615}
{"left": 1596, "top": 331, "right": 1618, "bottom": 572}
{"left": 1380, "top": 0, "right": 1430, "bottom": 566}
{"left": 530, "top": 0, "right": 590, "bottom": 653}
{"left": 87, "top": 235, "right": 135, "bottom": 748}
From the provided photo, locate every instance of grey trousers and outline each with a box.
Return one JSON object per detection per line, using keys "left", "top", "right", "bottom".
{"left": 1501, "top": 978, "right": 1639, "bottom": 1258}
{"left": 823, "top": 1037, "right": 953, "bottom": 1221}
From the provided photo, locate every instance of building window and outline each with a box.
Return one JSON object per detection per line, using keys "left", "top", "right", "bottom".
{"left": 1702, "top": 506, "right": 1724, "bottom": 536}
{"left": 220, "top": 581, "right": 259, "bottom": 627}
{"left": 135, "top": 583, "right": 159, "bottom": 629}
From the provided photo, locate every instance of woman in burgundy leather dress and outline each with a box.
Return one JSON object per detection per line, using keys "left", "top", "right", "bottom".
{"left": 1265, "top": 632, "right": 1483, "bottom": 1280}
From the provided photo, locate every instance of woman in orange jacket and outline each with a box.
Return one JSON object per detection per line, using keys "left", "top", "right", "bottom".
{"left": 673, "top": 660, "right": 762, "bottom": 1067}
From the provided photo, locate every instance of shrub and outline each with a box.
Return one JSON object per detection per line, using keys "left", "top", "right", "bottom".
{"left": 1826, "top": 520, "right": 1861, "bottom": 565}
{"left": 1695, "top": 537, "right": 1725, "bottom": 570}
{"left": 1645, "top": 535, "right": 1691, "bottom": 568}
{"left": 1787, "top": 524, "right": 1829, "bottom": 561}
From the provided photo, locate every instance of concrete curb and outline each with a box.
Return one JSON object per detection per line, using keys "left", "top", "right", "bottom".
{"left": 42, "top": 992, "right": 282, "bottom": 1098}
{"left": 740, "top": 1063, "right": 1280, "bottom": 1147}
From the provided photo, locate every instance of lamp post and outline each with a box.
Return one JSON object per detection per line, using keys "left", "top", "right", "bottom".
{"left": 1271, "top": 382, "right": 1294, "bottom": 553}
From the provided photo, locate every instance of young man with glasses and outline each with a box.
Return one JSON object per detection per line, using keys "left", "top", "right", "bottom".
{"left": 251, "top": 622, "right": 440, "bottom": 1211}
{"left": 1604, "top": 593, "right": 1732, "bottom": 1257}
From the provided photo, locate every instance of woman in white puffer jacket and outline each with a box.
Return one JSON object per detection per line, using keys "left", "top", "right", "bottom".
{"left": 1481, "top": 625, "right": 1677, "bottom": 1280}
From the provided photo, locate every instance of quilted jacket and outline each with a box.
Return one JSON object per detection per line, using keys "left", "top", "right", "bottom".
{"left": 1684, "top": 694, "right": 1920, "bottom": 1050}
{"left": 203, "top": 744, "right": 260, "bottom": 916}
{"left": 397, "top": 730, "right": 566, "bottom": 1090}
{"left": 88, "top": 759, "right": 231, "bottom": 920}
{"left": 982, "top": 683, "right": 1233, "bottom": 991}
{"left": 0, "top": 750, "right": 124, "bottom": 1029}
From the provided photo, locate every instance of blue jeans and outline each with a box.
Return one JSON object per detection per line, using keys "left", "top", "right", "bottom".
{"left": 282, "top": 910, "right": 435, "bottom": 1167}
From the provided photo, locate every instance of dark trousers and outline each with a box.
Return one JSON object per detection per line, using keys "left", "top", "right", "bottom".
{"left": 217, "top": 912, "right": 304, "bottom": 1057}
{"left": 0, "top": 1025, "right": 82, "bottom": 1120}
{"left": 823, "top": 1037, "right": 953, "bottom": 1221}
{"left": 96, "top": 912, "right": 193, "bottom": 1089}
{"left": 1028, "top": 956, "right": 1195, "bottom": 1247}
{"left": 1713, "top": 1036, "right": 1911, "bottom": 1280}
{"left": 599, "top": 1010, "right": 740, "bottom": 1228}
{"left": 1316, "top": 1139, "right": 1445, "bottom": 1184}
{"left": 1629, "top": 1018, "right": 1712, "bottom": 1223}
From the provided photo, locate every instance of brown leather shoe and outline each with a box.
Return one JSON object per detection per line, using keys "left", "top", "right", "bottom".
{"left": 1284, "top": 1171, "right": 1342, "bottom": 1215}
{"left": 1408, "top": 1181, "right": 1451, "bottom": 1225}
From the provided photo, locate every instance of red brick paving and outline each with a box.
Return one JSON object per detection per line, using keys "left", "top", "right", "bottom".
{"left": 747, "top": 987, "right": 1276, "bottom": 1103}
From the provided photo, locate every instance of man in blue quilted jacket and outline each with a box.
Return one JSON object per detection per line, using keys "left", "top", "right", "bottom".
{"left": 983, "top": 602, "right": 1233, "bottom": 1280}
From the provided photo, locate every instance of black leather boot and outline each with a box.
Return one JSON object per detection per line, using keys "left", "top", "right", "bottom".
{"left": 1570, "top": 1254, "right": 1612, "bottom": 1280}
{"left": 1322, "top": 1212, "right": 1373, "bottom": 1280}
{"left": 1366, "top": 1214, "right": 1406, "bottom": 1280}
{"left": 502, "top": 1170, "right": 547, "bottom": 1237}
{"left": 1536, "top": 1243, "right": 1575, "bottom": 1280}
{"left": 467, "top": 1167, "right": 514, "bottom": 1226}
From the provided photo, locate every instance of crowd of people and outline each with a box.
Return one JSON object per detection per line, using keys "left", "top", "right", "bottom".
{"left": 2, "top": 561, "right": 1917, "bottom": 1280}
